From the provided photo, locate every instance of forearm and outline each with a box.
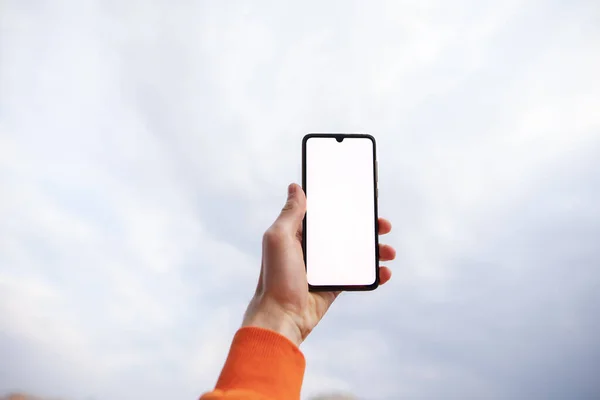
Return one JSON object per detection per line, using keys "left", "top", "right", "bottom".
{"left": 199, "top": 327, "right": 306, "bottom": 400}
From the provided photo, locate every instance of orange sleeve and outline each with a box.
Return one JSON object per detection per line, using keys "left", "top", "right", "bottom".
{"left": 199, "top": 327, "right": 306, "bottom": 400}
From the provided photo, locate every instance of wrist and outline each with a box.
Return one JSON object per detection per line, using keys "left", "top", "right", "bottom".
{"left": 242, "top": 296, "right": 303, "bottom": 347}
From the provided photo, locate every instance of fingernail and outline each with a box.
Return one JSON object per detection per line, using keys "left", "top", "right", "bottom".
{"left": 288, "top": 183, "right": 296, "bottom": 198}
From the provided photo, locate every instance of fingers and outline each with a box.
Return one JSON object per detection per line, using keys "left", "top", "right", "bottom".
{"left": 377, "top": 220, "right": 395, "bottom": 284}
{"left": 378, "top": 218, "right": 392, "bottom": 235}
{"left": 379, "top": 266, "right": 392, "bottom": 285}
{"left": 379, "top": 243, "right": 396, "bottom": 261}
{"left": 273, "top": 183, "right": 306, "bottom": 234}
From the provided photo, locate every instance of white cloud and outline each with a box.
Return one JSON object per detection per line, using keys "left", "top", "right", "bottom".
{"left": 1, "top": 0, "right": 599, "bottom": 399}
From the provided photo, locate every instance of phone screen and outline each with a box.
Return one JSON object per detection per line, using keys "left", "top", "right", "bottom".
{"left": 303, "top": 135, "right": 378, "bottom": 289}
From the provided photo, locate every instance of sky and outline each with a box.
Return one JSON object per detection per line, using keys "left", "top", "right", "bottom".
{"left": 1, "top": 0, "right": 599, "bottom": 399}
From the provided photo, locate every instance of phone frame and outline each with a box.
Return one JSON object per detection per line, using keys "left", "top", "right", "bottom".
{"left": 302, "top": 133, "right": 380, "bottom": 292}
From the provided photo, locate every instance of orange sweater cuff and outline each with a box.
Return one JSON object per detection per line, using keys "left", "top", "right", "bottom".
{"left": 215, "top": 327, "right": 306, "bottom": 399}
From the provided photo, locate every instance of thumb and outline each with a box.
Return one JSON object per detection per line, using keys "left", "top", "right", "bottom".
{"left": 275, "top": 183, "right": 306, "bottom": 231}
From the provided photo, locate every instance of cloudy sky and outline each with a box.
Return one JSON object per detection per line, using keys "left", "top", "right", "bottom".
{"left": 1, "top": 1, "right": 599, "bottom": 399}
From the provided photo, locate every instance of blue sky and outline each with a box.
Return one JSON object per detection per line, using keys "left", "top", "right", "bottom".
{"left": 1, "top": 1, "right": 599, "bottom": 399}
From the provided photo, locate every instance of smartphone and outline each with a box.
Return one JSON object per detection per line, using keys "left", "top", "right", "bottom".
{"left": 302, "top": 133, "right": 379, "bottom": 291}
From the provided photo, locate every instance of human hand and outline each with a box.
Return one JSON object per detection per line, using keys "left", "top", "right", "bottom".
{"left": 242, "top": 183, "right": 396, "bottom": 346}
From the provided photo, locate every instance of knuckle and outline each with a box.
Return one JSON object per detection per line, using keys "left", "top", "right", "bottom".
{"left": 263, "top": 226, "right": 285, "bottom": 246}
{"left": 281, "top": 199, "right": 297, "bottom": 212}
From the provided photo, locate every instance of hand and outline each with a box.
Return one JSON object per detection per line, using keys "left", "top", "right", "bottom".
{"left": 242, "top": 183, "right": 396, "bottom": 346}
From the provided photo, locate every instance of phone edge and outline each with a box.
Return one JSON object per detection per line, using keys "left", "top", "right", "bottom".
{"left": 302, "top": 133, "right": 380, "bottom": 292}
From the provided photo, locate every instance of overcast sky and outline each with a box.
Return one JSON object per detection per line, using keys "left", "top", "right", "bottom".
{"left": 1, "top": 1, "right": 599, "bottom": 399}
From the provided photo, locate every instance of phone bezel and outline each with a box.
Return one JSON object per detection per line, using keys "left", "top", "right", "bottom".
{"left": 302, "top": 133, "right": 380, "bottom": 292}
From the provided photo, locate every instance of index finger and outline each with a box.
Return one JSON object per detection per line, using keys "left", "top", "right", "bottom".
{"left": 378, "top": 218, "right": 392, "bottom": 235}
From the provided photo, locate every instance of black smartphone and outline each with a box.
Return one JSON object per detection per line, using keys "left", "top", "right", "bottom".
{"left": 302, "top": 133, "right": 379, "bottom": 292}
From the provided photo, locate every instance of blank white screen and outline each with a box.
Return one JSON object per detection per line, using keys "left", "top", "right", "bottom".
{"left": 305, "top": 137, "right": 377, "bottom": 286}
